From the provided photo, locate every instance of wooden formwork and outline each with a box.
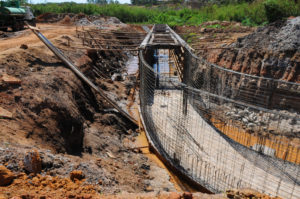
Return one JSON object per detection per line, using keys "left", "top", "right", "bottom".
{"left": 76, "top": 26, "right": 146, "bottom": 51}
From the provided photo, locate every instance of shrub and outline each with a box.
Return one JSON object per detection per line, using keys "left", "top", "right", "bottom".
{"left": 264, "top": 0, "right": 284, "bottom": 22}
{"left": 264, "top": 0, "right": 300, "bottom": 22}
{"left": 30, "top": 1, "right": 300, "bottom": 26}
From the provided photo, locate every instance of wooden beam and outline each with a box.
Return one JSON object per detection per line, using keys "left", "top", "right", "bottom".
{"left": 77, "top": 47, "right": 139, "bottom": 51}
{"left": 86, "top": 30, "right": 102, "bottom": 50}
{"left": 78, "top": 37, "right": 143, "bottom": 42}
{"left": 140, "top": 26, "right": 154, "bottom": 49}
{"left": 193, "top": 47, "right": 234, "bottom": 50}
{"left": 88, "top": 29, "right": 147, "bottom": 35}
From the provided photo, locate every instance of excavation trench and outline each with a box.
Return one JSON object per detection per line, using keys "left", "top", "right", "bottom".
{"left": 124, "top": 54, "right": 200, "bottom": 192}
{"left": 0, "top": 24, "right": 181, "bottom": 194}
{"left": 78, "top": 48, "right": 198, "bottom": 192}
{"left": 1, "top": 19, "right": 298, "bottom": 198}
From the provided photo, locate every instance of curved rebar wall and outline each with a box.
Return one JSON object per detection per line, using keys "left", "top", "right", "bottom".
{"left": 138, "top": 48, "right": 300, "bottom": 198}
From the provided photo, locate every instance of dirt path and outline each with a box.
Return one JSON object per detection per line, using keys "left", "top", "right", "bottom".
{"left": 0, "top": 24, "right": 76, "bottom": 51}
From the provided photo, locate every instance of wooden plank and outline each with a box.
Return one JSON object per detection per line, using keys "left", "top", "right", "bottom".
{"left": 1, "top": 74, "right": 21, "bottom": 85}
{"left": 86, "top": 30, "right": 102, "bottom": 50}
{"left": 170, "top": 34, "right": 179, "bottom": 45}
{"left": 149, "top": 34, "right": 155, "bottom": 45}
{"left": 0, "top": 107, "right": 13, "bottom": 119}
{"left": 146, "top": 44, "right": 180, "bottom": 48}
{"left": 193, "top": 47, "right": 234, "bottom": 50}
{"left": 140, "top": 26, "right": 154, "bottom": 49}
{"left": 170, "top": 50, "right": 183, "bottom": 81}
{"left": 77, "top": 47, "right": 139, "bottom": 51}
{"left": 78, "top": 37, "right": 143, "bottom": 42}
{"left": 88, "top": 29, "right": 147, "bottom": 35}
{"left": 98, "top": 44, "right": 140, "bottom": 47}
{"left": 89, "top": 32, "right": 144, "bottom": 38}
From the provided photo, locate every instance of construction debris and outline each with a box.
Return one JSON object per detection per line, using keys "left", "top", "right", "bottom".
{"left": 0, "top": 166, "right": 15, "bottom": 186}
{"left": 0, "top": 22, "right": 177, "bottom": 197}
{"left": 1, "top": 74, "right": 21, "bottom": 85}
{"left": 0, "top": 107, "right": 13, "bottom": 119}
{"left": 70, "top": 170, "right": 85, "bottom": 181}
{"left": 0, "top": 10, "right": 298, "bottom": 199}
{"left": 23, "top": 151, "right": 42, "bottom": 174}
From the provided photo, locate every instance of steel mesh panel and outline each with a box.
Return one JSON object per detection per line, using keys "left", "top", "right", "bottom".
{"left": 138, "top": 48, "right": 300, "bottom": 198}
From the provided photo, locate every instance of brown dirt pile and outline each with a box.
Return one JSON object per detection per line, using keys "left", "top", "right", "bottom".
{"left": 0, "top": 166, "right": 15, "bottom": 186}
{"left": 0, "top": 169, "right": 99, "bottom": 199}
{"left": 36, "top": 13, "right": 80, "bottom": 23}
{"left": 225, "top": 189, "right": 281, "bottom": 199}
{"left": 199, "top": 17, "right": 300, "bottom": 83}
{"left": 0, "top": 47, "right": 96, "bottom": 154}
{"left": 0, "top": 23, "right": 176, "bottom": 195}
{"left": 0, "top": 165, "right": 282, "bottom": 199}
{"left": 36, "top": 13, "right": 123, "bottom": 27}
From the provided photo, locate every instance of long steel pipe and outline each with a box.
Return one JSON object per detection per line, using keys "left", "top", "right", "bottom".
{"left": 27, "top": 25, "right": 137, "bottom": 124}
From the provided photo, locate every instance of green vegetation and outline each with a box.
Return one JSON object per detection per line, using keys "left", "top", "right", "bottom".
{"left": 30, "top": 0, "right": 300, "bottom": 26}
{"left": 263, "top": 0, "right": 300, "bottom": 22}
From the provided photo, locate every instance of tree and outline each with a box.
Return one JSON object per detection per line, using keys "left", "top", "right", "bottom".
{"left": 131, "top": 0, "right": 158, "bottom": 5}
{"left": 87, "top": 0, "right": 108, "bottom": 4}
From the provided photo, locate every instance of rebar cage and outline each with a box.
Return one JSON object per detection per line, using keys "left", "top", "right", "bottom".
{"left": 138, "top": 46, "right": 300, "bottom": 198}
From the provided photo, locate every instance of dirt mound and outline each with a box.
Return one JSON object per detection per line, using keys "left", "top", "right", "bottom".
{"left": 0, "top": 24, "right": 176, "bottom": 195}
{"left": 0, "top": 166, "right": 15, "bottom": 186}
{"left": 60, "top": 15, "right": 72, "bottom": 25}
{"left": 269, "top": 17, "right": 300, "bottom": 52}
{"left": 0, "top": 168, "right": 281, "bottom": 199}
{"left": 0, "top": 35, "right": 128, "bottom": 154}
{"left": 0, "top": 34, "right": 133, "bottom": 155}
{"left": 36, "top": 13, "right": 76, "bottom": 23}
{"left": 36, "top": 13, "right": 124, "bottom": 27}
{"left": 203, "top": 17, "right": 300, "bottom": 82}
{"left": 70, "top": 170, "right": 85, "bottom": 181}
{"left": 75, "top": 16, "right": 124, "bottom": 27}
{"left": 0, "top": 169, "right": 99, "bottom": 198}
{"left": 76, "top": 17, "right": 93, "bottom": 26}
{"left": 225, "top": 189, "right": 281, "bottom": 199}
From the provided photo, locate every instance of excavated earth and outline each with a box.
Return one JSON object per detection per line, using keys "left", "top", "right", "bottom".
{"left": 191, "top": 17, "right": 300, "bottom": 83}
{"left": 0, "top": 18, "right": 291, "bottom": 198}
{"left": 0, "top": 22, "right": 178, "bottom": 198}
{"left": 176, "top": 18, "right": 300, "bottom": 142}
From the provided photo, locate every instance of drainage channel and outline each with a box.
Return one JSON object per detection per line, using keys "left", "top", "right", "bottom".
{"left": 125, "top": 52, "right": 198, "bottom": 193}
{"left": 29, "top": 23, "right": 199, "bottom": 193}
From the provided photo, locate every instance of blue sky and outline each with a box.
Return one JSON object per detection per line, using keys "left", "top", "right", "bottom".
{"left": 30, "top": 0, "right": 131, "bottom": 4}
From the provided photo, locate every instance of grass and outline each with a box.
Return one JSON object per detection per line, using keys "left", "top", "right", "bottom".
{"left": 30, "top": 0, "right": 300, "bottom": 26}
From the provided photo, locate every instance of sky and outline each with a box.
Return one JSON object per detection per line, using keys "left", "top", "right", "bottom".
{"left": 30, "top": 0, "right": 131, "bottom": 4}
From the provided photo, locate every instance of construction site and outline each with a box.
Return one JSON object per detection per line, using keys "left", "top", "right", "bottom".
{"left": 0, "top": 10, "right": 299, "bottom": 199}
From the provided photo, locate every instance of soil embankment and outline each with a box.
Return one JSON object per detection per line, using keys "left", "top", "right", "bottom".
{"left": 197, "top": 17, "right": 300, "bottom": 83}
{"left": 0, "top": 22, "right": 177, "bottom": 198}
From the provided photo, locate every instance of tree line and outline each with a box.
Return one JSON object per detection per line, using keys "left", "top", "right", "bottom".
{"left": 87, "top": 0, "right": 120, "bottom": 4}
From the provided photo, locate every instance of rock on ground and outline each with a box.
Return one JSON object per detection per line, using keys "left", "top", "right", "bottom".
{"left": 0, "top": 166, "right": 15, "bottom": 186}
{"left": 70, "top": 170, "right": 85, "bottom": 181}
{"left": 23, "top": 151, "right": 42, "bottom": 174}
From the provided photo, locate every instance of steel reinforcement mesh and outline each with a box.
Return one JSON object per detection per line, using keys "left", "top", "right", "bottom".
{"left": 139, "top": 49, "right": 300, "bottom": 198}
